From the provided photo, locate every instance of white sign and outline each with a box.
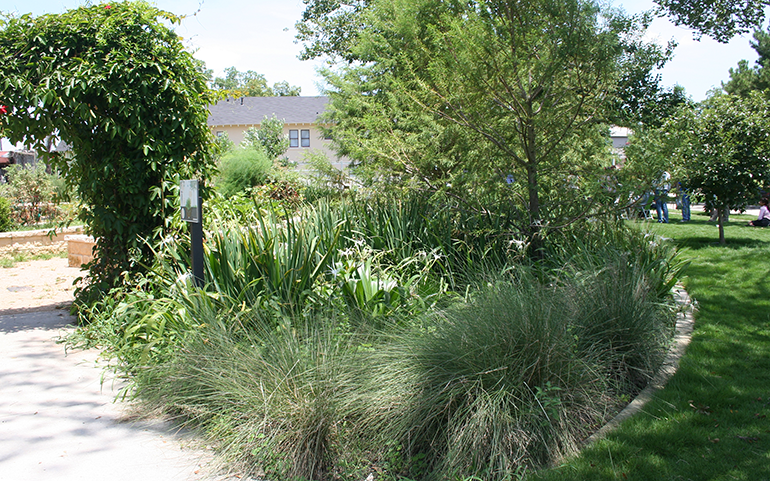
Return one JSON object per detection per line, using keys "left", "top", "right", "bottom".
{"left": 180, "top": 180, "right": 199, "bottom": 223}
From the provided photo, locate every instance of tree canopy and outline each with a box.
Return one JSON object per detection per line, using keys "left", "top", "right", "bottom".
{"left": 653, "top": 0, "right": 768, "bottom": 42}
{"left": 0, "top": 1, "right": 214, "bottom": 298}
{"left": 242, "top": 115, "right": 290, "bottom": 161}
{"left": 724, "top": 26, "right": 770, "bottom": 96}
{"left": 212, "top": 67, "right": 301, "bottom": 97}
{"left": 302, "top": 0, "right": 673, "bottom": 250}
{"left": 667, "top": 92, "right": 770, "bottom": 243}
{"left": 295, "top": 0, "right": 370, "bottom": 61}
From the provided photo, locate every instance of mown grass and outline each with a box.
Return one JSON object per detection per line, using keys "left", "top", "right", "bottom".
{"left": 533, "top": 207, "right": 770, "bottom": 480}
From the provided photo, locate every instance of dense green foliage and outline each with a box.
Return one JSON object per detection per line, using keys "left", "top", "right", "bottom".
{"left": 0, "top": 2, "right": 214, "bottom": 298}
{"left": 68, "top": 192, "right": 682, "bottom": 480}
{"left": 0, "top": 195, "right": 13, "bottom": 231}
{"left": 304, "top": 0, "right": 677, "bottom": 252}
{"left": 216, "top": 148, "right": 273, "bottom": 198}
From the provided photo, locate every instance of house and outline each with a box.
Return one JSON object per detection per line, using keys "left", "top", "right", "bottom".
{"left": 207, "top": 96, "right": 348, "bottom": 170}
{"left": 0, "top": 138, "right": 37, "bottom": 182}
{"left": 609, "top": 126, "right": 631, "bottom": 164}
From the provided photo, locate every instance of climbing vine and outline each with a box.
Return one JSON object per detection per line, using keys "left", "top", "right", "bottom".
{"left": 0, "top": 2, "right": 215, "bottom": 302}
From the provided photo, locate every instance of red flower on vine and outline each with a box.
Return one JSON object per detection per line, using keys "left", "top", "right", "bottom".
{"left": 0, "top": 105, "right": 7, "bottom": 115}
{"left": 104, "top": 5, "right": 111, "bottom": 9}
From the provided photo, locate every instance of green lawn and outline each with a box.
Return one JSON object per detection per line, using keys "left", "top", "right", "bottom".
{"left": 534, "top": 207, "right": 770, "bottom": 480}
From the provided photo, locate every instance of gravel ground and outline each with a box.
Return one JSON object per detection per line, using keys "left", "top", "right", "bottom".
{"left": 0, "top": 251, "right": 243, "bottom": 481}
{"left": 0, "top": 256, "right": 82, "bottom": 314}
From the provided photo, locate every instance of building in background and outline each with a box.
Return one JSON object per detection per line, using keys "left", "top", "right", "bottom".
{"left": 609, "top": 126, "right": 631, "bottom": 165}
{"left": 207, "top": 96, "right": 348, "bottom": 170}
{"left": 0, "top": 138, "right": 36, "bottom": 182}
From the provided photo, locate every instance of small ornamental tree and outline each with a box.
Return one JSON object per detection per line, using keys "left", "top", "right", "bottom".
{"left": 0, "top": 2, "right": 215, "bottom": 300}
{"left": 669, "top": 92, "right": 770, "bottom": 244}
{"left": 242, "top": 115, "right": 290, "bottom": 161}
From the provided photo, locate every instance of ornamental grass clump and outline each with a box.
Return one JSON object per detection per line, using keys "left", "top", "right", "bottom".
{"left": 566, "top": 254, "right": 675, "bottom": 391}
{"left": 134, "top": 312, "right": 357, "bottom": 481}
{"left": 340, "top": 258, "right": 676, "bottom": 480}
{"left": 344, "top": 275, "right": 604, "bottom": 480}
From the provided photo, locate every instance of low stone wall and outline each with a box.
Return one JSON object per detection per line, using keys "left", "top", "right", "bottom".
{"left": 0, "top": 226, "right": 84, "bottom": 248}
{"left": 65, "top": 234, "right": 96, "bottom": 268}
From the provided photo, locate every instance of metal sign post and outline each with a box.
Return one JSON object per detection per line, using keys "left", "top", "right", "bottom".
{"left": 180, "top": 179, "right": 204, "bottom": 288}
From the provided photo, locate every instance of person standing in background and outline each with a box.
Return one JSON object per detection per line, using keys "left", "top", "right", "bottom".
{"left": 654, "top": 171, "right": 671, "bottom": 223}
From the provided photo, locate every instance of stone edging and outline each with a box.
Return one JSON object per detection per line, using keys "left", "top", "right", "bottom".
{"left": 0, "top": 225, "right": 84, "bottom": 248}
{"left": 586, "top": 285, "right": 695, "bottom": 443}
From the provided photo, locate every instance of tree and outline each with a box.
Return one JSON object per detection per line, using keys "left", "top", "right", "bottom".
{"left": 0, "top": 2, "right": 214, "bottom": 298}
{"left": 242, "top": 115, "right": 290, "bottom": 161}
{"left": 653, "top": 0, "right": 768, "bottom": 42}
{"left": 212, "top": 67, "right": 301, "bottom": 97}
{"left": 0, "top": 163, "right": 57, "bottom": 226}
{"left": 607, "top": 28, "right": 691, "bottom": 128}
{"left": 295, "top": 0, "right": 371, "bottom": 61}
{"left": 314, "top": 0, "right": 665, "bottom": 250}
{"left": 724, "top": 26, "right": 770, "bottom": 96}
{"left": 668, "top": 92, "right": 770, "bottom": 243}
{"left": 272, "top": 81, "right": 302, "bottom": 97}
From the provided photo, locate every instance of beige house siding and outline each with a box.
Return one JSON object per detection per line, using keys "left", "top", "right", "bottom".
{"left": 213, "top": 124, "right": 343, "bottom": 169}
{"left": 208, "top": 97, "right": 349, "bottom": 171}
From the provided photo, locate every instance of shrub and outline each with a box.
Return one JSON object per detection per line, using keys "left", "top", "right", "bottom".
{"left": 0, "top": 196, "right": 14, "bottom": 231}
{"left": 216, "top": 147, "right": 273, "bottom": 198}
{"left": 1, "top": 163, "right": 57, "bottom": 225}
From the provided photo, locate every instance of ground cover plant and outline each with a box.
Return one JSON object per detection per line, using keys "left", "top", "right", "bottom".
{"left": 68, "top": 189, "right": 684, "bottom": 480}
{"left": 533, "top": 207, "right": 770, "bottom": 480}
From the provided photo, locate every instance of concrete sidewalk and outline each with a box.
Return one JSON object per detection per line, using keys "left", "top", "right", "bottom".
{"left": 0, "top": 310, "right": 232, "bottom": 481}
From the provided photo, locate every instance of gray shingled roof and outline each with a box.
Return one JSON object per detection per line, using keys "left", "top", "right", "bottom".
{"left": 207, "top": 96, "right": 330, "bottom": 127}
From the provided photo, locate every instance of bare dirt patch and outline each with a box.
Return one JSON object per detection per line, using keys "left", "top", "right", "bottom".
{"left": 0, "top": 256, "right": 85, "bottom": 314}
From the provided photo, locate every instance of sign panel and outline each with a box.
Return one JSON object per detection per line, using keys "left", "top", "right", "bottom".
{"left": 180, "top": 179, "right": 199, "bottom": 223}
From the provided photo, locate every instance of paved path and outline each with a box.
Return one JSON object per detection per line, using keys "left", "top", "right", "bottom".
{"left": 0, "top": 309, "right": 231, "bottom": 481}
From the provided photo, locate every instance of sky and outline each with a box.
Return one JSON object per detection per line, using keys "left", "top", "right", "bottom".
{"left": 1, "top": 0, "right": 766, "bottom": 102}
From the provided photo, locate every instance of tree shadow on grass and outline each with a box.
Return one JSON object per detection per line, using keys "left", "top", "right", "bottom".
{"left": 673, "top": 235, "right": 768, "bottom": 250}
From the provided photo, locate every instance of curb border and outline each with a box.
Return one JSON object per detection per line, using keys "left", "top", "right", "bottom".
{"left": 586, "top": 285, "right": 695, "bottom": 443}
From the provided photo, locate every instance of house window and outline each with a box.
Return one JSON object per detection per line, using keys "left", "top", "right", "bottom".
{"left": 289, "top": 129, "right": 312, "bottom": 148}
{"left": 216, "top": 131, "right": 224, "bottom": 137}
